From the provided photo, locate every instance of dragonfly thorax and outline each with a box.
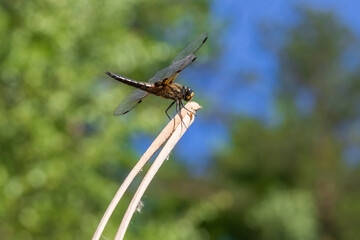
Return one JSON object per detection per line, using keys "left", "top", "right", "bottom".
{"left": 183, "top": 87, "right": 194, "bottom": 101}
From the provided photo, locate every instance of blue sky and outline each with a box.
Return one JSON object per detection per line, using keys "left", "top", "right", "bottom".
{"left": 135, "top": 0, "right": 360, "bottom": 174}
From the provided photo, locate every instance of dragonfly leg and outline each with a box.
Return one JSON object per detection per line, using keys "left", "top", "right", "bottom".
{"left": 180, "top": 101, "right": 196, "bottom": 116}
{"left": 177, "top": 101, "right": 189, "bottom": 129}
{"left": 175, "top": 101, "right": 178, "bottom": 113}
{"left": 165, "top": 101, "right": 176, "bottom": 120}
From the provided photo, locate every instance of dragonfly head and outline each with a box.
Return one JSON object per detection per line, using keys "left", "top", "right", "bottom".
{"left": 183, "top": 87, "right": 194, "bottom": 101}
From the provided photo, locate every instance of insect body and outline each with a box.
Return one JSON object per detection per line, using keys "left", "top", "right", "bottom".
{"left": 106, "top": 33, "right": 207, "bottom": 118}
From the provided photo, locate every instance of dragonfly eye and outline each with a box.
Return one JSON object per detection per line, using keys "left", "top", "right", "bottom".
{"left": 184, "top": 87, "right": 194, "bottom": 101}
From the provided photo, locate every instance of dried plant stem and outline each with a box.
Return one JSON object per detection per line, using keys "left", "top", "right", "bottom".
{"left": 92, "top": 101, "right": 201, "bottom": 240}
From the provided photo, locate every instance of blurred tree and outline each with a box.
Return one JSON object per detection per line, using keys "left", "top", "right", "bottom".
{"left": 206, "top": 8, "right": 360, "bottom": 240}
{"left": 278, "top": 9, "right": 360, "bottom": 240}
{"left": 0, "top": 0, "right": 209, "bottom": 239}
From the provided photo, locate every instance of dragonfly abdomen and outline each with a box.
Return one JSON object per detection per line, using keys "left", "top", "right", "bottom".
{"left": 105, "top": 71, "right": 154, "bottom": 91}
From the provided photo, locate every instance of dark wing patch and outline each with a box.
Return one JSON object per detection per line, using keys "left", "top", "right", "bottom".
{"left": 147, "top": 54, "right": 196, "bottom": 85}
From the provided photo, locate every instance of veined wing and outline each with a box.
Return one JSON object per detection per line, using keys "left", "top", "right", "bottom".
{"left": 113, "top": 89, "right": 150, "bottom": 116}
{"left": 148, "top": 54, "right": 197, "bottom": 85}
{"left": 171, "top": 32, "right": 208, "bottom": 63}
{"left": 146, "top": 33, "right": 207, "bottom": 85}
{"left": 149, "top": 33, "right": 207, "bottom": 85}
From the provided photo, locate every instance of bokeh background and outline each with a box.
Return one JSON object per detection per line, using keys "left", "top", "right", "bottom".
{"left": 1, "top": 0, "right": 360, "bottom": 239}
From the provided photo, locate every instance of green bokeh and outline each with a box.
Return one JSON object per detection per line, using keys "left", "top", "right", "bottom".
{"left": 0, "top": 1, "right": 209, "bottom": 239}
{"left": 1, "top": 2, "right": 360, "bottom": 240}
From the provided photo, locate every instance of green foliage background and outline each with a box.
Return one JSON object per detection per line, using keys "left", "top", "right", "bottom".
{"left": 0, "top": 1, "right": 209, "bottom": 239}
{"left": 1, "top": 1, "right": 360, "bottom": 240}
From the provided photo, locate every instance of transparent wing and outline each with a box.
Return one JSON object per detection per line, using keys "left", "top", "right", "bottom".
{"left": 114, "top": 89, "right": 150, "bottom": 116}
{"left": 171, "top": 32, "right": 208, "bottom": 63}
{"left": 148, "top": 54, "right": 197, "bottom": 85}
{"left": 147, "top": 33, "right": 207, "bottom": 84}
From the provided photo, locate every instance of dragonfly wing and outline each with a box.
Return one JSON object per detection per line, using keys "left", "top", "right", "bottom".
{"left": 171, "top": 32, "right": 208, "bottom": 63}
{"left": 114, "top": 89, "right": 150, "bottom": 116}
{"left": 147, "top": 33, "right": 207, "bottom": 85}
{"left": 149, "top": 54, "right": 197, "bottom": 85}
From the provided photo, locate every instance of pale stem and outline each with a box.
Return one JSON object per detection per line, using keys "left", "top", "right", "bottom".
{"left": 92, "top": 101, "right": 201, "bottom": 240}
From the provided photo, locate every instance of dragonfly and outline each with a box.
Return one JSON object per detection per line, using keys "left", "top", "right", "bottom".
{"left": 105, "top": 32, "right": 208, "bottom": 119}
